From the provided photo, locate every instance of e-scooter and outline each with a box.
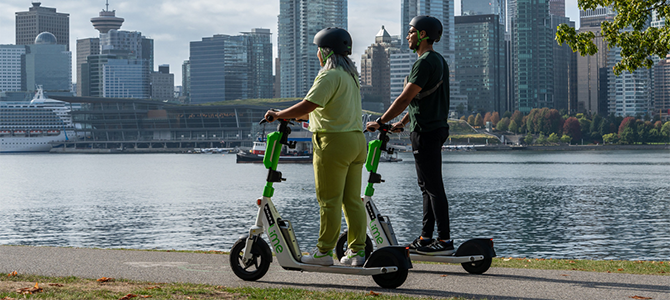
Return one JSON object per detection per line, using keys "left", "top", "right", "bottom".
{"left": 229, "top": 118, "right": 412, "bottom": 289}
{"left": 334, "top": 123, "right": 496, "bottom": 274}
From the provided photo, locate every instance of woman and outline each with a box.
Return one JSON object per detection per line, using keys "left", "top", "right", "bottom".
{"left": 264, "top": 27, "right": 366, "bottom": 266}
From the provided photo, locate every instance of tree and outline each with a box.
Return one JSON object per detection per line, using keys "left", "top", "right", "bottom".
{"left": 456, "top": 103, "right": 466, "bottom": 116}
{"left": 560, "top": 134, "right": 572, "bottom": 144}
{"left": 475, "top": 113, "right": 484, "bottom": 127}
{"left": 467, "top": 114, "right": 475, "bottom": 126}
{"left": 536, "top": 133, "right": 547, "bottom": 145}
{"left": 503, "top": 111, "right": 512, "bottom": 119}
{"left": 548, "top": 133, "right": 560, "bottom": 144}
{"left": 603, "top": 133, "right": 618, "bottom": 144}
{"left": 491, "top": 112, "right": 501, "bottom": 127}
{"left": 563, "top": 117, "right": 582, "bottom": 142}
{"left": 511, "top": 110, "right": 523, "bottom": 127}
{"left": 496, "top": 117, "right": 510, "bottom": 132}
{"left": 524, "top": 133, "right": 534, "bottom": 145}
{"left": 460, "top": 115, "right": 466, "bottom": 121}
{"left": 556, "top": 1, "right": 670, "bottom": 75}
{"left": 662, "top": 121, "right": 670, "bottom": 141}
{"left": 509, "top": 120, "right": 519, "bottom": 133}
{"left": 483, "top": 112, "right": 492, "bottom": 125}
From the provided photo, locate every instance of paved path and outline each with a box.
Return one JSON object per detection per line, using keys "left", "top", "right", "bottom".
{"left": 1, "top": 246, "right": 668, "bottom": 300}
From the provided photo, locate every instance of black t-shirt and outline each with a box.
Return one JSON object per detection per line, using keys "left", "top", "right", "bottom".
{"left": 407, "top": 51, "right": 450, "bottom": 132}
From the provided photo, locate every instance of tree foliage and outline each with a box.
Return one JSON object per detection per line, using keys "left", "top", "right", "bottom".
{"left": 563, "top": 117, "right": 582, "bottom": 142}
{"left": 555, "top": 1, "right": 670, "bottom": 75}
{"left": 475, "top": 113, "right": 484, "bottom": 127}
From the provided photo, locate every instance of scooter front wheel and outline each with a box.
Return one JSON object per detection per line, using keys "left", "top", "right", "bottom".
{"left": 368, "top": 250, "right": 408, "bottom": 289}
{"left": 229, "top": 236, "right": 272, "bottom": 281}
{"left": 335, "top": 230, "right": 374, "bottom": 261}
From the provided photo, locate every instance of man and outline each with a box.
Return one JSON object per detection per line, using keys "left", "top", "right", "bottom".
{"left": 365, "top": 15, "right": 453, "bottom": 255}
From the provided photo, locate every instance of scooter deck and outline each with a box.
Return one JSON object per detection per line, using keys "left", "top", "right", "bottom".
{"left": 285, "top": 263, "right": 399, "bottom": 275}
{"left": 410, "top": 253, "right": 485, "bottom": 263}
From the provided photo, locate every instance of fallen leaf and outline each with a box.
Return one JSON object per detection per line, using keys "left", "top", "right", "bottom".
{"left": 440, "top": 274, "right": 448, "bottom": 277}
{"left": 146, "top": 286, "right": 161, "bottom": 290}
{"left": 569, "top": 261, "right": 576, "bottom": 264}
{"left": 97, "top": 277, "right": 115, "bottom": 282}
{"left": 7, "top": 271, "right": 17, "bottom": 277}
{"left": 16, "top": 282, "right": 42, "bottom": 295}
{"left": 2, "top": 297, "right": 17, "bottom": 300}
{"left": 618, "top": 268, "right": 624, "bottom": 271}
{"left": 560, "top": 274, "right": 569, "bottom": 276}
{"left": 48, "top": 283, "right": 64, "bottom": 287}
{"left": 139, "top": 296, "right": 152, "bottom": 299}
{"left": 119, "top": 294, "right": 137, "bottom": 300}
{"left": 368, "top": 290, "right": 380, "bottom": 296}
{"left": 503, "top": 258, "right": 511, "bottom": 261}
{"left": 629, "top": 296, "right": 653, "bottom": 299}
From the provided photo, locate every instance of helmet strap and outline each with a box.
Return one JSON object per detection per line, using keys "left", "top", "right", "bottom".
{"left": 320, "top": 48, "right": 333, "bottom": 65}
{"left": 413, "top": 36, "right": 429, "bottom": 53}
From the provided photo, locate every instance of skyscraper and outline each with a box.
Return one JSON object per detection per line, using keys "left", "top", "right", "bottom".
{"left": 577, "top": 6, "right": 615, "bottom": 115}
{"left": 361, "top": 26, "right": 401, "bottom": 110}
{"left": 189, "top": 36, "right": 227, "bottom": 104}
{"left": 15, "top": 2, "right": 69, "bottom": 51}
{"left": 462, "top": 0, "right": 505, "bottom": 24}
{"left": 513, "top": 0, "right": 574, "bottom": 112}
{"left": 401, "top": 0, "right": 455, "bottom": 64}
{"left": 548, "top": 0, "right": 565, "bottom": 17}
{"left": 278, "top": 0, "right": 347, "bottom": 98}
{"left": 655, "top": 56, "right": 670, "bottom": 121}
{"left": 243, "top": 29, "right": 273, "bottom": 99}
{"left": 76, "top": 38, "right": 100, "bottom": 96}
{"left": 24, "top": 32, "right": 72, "bottom": 92}
{"left": 455, "top": 14, "right": 506, "bottom": 113}
{"left": 0, "top": 45, "right": 26, "bottom": 92}
{"left": 151, "top": 65, "right": 174, "bottom": 101}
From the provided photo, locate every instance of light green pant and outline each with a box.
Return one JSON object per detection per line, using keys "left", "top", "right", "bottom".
{"left": 312, "top": 131, "right": 367, "bottom": 253}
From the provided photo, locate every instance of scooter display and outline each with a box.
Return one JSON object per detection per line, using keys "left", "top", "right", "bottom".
{"left": 334, "top": 123, "right": 496, "bottom": 274}
{"left": 229, "top": 118, "right": 412, "bottom": 289}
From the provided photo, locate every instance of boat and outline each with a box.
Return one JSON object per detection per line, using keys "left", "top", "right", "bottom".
{"left": 236, "top": 141, "right": 312, "bottom": 163}
{"left": 1, "top": 86, "right": 79, "bottom": 153}
{"left": 379, "top": 152, "right": 402, "bottom": 162}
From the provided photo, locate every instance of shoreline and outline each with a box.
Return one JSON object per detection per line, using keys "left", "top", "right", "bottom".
{"left": 472, "top": 144, "right": 670, "bottom": 151}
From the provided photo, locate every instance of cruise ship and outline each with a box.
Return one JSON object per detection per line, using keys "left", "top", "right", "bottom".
{"left": 0, "top": 87, "right": 78, "bottom": 153}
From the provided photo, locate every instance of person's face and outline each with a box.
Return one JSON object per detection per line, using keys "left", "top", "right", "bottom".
{"left": 407, "top": 26, "right": 419, "bottom": 50}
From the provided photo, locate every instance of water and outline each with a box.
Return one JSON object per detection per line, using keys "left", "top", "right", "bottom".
{"left": 1, "top": 150, "right": 669, "bottom": 260}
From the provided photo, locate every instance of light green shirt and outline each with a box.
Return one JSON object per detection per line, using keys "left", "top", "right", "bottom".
{"left": 304, "top": 67, "right": 363, "bottom": 133}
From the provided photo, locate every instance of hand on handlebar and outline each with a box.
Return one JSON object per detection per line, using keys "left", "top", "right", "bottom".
{"left": 391, "top": 122, "right": 405, "bottom": 133}
{"left": 365, "top": 121, "right": 380, "bottom": 132}
{"left": 264, "top": 110, "right": 279, "bottom": 123}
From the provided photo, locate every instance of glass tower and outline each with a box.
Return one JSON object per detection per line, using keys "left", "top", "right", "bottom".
{"left": 278, "top": 0, "right": 348, "bottom": 98}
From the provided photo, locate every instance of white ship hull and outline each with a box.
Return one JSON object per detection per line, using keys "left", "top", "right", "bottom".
{"left": 0, "top": 131, "right": 73, "bottom": 153}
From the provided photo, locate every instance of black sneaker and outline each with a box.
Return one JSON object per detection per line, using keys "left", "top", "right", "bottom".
{"left": 408, "top": 236, "right": 433, "bottom": 253}
{"left": 416, "top": 239, "right": 455, "bottom": 256}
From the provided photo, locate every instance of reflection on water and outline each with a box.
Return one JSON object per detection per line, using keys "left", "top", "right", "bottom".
{"left": 0, "top": 150, "right": 669, "bottom": 260}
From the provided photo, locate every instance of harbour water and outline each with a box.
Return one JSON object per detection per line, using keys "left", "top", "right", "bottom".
{"left": 1, "top": 150, "right": 669, "bottom": 260}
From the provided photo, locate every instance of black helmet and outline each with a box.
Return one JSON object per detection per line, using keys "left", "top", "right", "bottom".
{"left": 313, "top": 27, "right": 352, "bottom": 55}
{"left": 409, "top": 15, "right": 442, "bottom": 43}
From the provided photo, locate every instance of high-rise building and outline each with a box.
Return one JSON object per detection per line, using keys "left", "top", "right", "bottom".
{"left": 90, "top": 2, "right": 124, "bottom": 34}
{"left": 549, "top": 0, "right": 565, "bottom": 17}
{"left": 243, "top": 28, "right": 273, "bottom": 99}
{"left": 151, "top": 65, "right": 174, "bottom": 101}
{"left": 189, "top": 36, "right": 226, "bottom": 104}
{"left": 102, "top": 57, "right": 150, "bottom": 98}
{"left": 513, "top": 0, "right": 574, "bottom": 112}
{"left": 462, "top": 0, "right": 505, "bottom": 24}
{"left": 15, "top": 2, "right": 69, "bottom": 51}
{"left": 278, "top": 0, "right": 347, "bottom": 98}
{"left": 577, "top": 6, "right": 615, "bottom": 115}
{"left": 76, "top": 38, "right": 100, "bottom": 96}
{"left": 608, "top": 46, "right": 653, "bottom": 117}
{"left": 455, "top": 14, "right": 506, "bottom": 113}
{"left": 551, "top": 15, "right": 577, "bottom": 112}
{"left": 0, "top": 45, "right": 26, "bottom": 92}
{"left": 361, "top": 26, "right": 401, "bottom": 109}
{"left": 655, "top": 56, "right": 670, "bottom": 121}
{"left": 24, "top": 32, "right": 71, "bottom": 92}
{"left": 181, "top": 60, "right": 190, "bottom": 103}
{"left": 401, "top": 0, "right": 455, "bottom": 64}
{"left": 389, "top": 51, "right": 417, "bottom": 102}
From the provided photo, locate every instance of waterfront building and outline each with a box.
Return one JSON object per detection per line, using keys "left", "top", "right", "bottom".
{"left": 181, "top": 60, "right": 190, "bottom": 103}
{"left": 401, "top": 0, "right": 455, "bottom": 64}
{"left": 577, "top": 6, "right": 615, "bottom": 115}
{"left": 0, "top": 45, "right": 26, "bottom": 92}
{"left": 15, "top": 2, "right": 69, "bottom": 51}
{"left": 361, "top": 26, "right": 401, "bottom": 110}
{"left": 76, "top": 38, "right": 100, "bottom": 96}
{"left": 607, "top": 46, "right": 653, "bottom": 117}
{"left": 102, "top": 57, "right": 150, "bottom": 98}
{"left": 278, "top": 0, "right": 347, "bottom": 98}
{"left": 151, "top": 65, "right": 175, "bottom": 101}
{"left": 455, "top": 14, "right": 506, "bottom": 113}
{"left": 512, "top": 0, "right": 574, "bottom": 113}
{"left": 24, "top": 32, "right": 72, "bottom": 93}
{"left": 655, "top": 56, "right": 670, "bottom": 121}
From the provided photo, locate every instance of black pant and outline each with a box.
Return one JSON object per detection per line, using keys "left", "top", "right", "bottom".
{"left": 410, "top": 127, "right": 450, "bottom": 240}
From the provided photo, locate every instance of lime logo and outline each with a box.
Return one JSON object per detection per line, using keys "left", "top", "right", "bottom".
{"left": 268, "top": 228, "right": 283, "bottom": 253}
{"left": 369, "top": 220, "right": 384, "bottom": 244}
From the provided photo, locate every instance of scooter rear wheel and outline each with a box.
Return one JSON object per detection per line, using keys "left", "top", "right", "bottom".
{"left": 457, "top": 241, "right": 492, "bottom": 274}
{"left": 335, "top": 230, "right": 374, "bottom": 261}
{"left": 368, "top": 250, "right": 408, "bottom": 289}
{"left": 229, "top": 236, "right": 272, "bottom": 281}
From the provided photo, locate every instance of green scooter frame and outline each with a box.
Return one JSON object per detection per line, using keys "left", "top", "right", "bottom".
{"left": 335, "top": 123, "right": 496, "bottom": 274}
{"left": 229, "top": 118, "right": 412, "bottom": 289}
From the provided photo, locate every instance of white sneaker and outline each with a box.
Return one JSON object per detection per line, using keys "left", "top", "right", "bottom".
{"left": 301, "top": 248, "right": 334, "bottom": 266}
{"left": 339, "top": 249, "right": 365, "bottom": 266}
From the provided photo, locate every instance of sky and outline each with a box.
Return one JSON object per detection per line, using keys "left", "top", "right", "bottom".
{"left": 0, "top": 0, "right": 581, "bottom": 86}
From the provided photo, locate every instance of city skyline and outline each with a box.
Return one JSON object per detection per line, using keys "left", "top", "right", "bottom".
{"left": 0, "top": 0, "right": 582, "bottom": 89}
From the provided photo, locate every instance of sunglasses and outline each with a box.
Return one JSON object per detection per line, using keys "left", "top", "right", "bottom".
{"left": 407, "top": 30, "right": 417, "bottom": 35}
